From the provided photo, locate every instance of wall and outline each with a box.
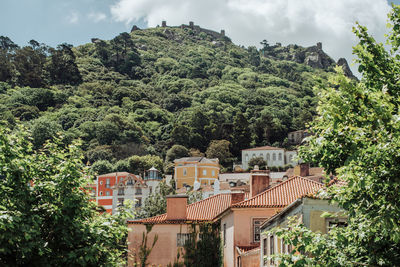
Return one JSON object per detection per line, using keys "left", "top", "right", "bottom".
{"left": 242, "top": 149, "right": 285, "bottom": 170}
{"left": 241, "top": 248, "right": 260, "bottom": 267}
{"left": 128, "top": 223, "right": 191, "bottom": 267}
{"left": 221, "top": 211, "right": 235, "bottom": 267}
{"left": 229, "top": 208, "right": 280, "bottom": 267}
{"left": 175, "top": 161, "right": 219, "bottom": 189}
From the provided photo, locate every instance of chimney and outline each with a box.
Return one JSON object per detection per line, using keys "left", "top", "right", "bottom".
{"left": 162, "top": 20, "right": 167, "bottom": 27}
{"left": 250, "top": 168, "right": 270, "bottom": 198}
{"left": 294, "top": 163, "right": 310, "bottom": 177}
{"left": 317, "top": 42, "right": 322, "bottom": 50}
{"left": 189, "top": 21, "right": 194, "bottom": 29}
{"left": 220, "top": 29, "right": 225, "bottom": 36}
{"left": 166, "top": 195, "right": 188, "bottom": 220}
{"left": 231, "top": 192, "right": 245, "bottom": 205}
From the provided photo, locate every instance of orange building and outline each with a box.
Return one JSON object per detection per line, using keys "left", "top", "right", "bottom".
{"left": 96, "top": 172, "right": 133, "bottom": 213}
{"left": 174, "top": 157, "right": 220, "bottom": 189}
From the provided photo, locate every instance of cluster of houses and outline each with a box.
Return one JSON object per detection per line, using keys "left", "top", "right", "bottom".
{"left": 88, "top": 143, "right": 345, "bottom": 266}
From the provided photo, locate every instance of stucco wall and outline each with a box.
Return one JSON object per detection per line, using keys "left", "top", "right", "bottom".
{"left": 221, "top": 212, "right": 235, "bottom": 267}
{"left": 128, "top": 224, "right": 191, "bottom": 267}
{"left": 228, "top": 208, "right": 280, "bottom": 267}
{"left": 241, "top": 248, "right": 260, "bottom": 267}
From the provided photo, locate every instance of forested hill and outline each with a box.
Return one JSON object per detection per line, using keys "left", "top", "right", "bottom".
{"left": 0, "top": 24, "right": 354, "bottom": 172}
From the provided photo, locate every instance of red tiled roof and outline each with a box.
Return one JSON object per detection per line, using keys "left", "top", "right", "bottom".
{"left": 97, "top": 172, "right": 133, "bottom": 177}
{"left": 232, "top": 176, "right": 323, "bottom": 208}
{"left": 242, "top": 145, "right": 283, "bottom": 151}
{"left": 128, "top": 193, "right": 233, "bottom": 224}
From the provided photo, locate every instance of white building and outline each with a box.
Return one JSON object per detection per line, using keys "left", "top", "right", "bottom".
{"left": 241, "top": 146, "right": 297, "bottom": 170}
{"left": 111, "top": 167, "right": 162, "bottom": 214}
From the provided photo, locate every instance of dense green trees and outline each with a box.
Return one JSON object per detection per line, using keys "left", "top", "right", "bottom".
{"left": 0, "top": 124, "right": 132, "bottom": 265}
{"left": 268, "top": 5, "right": 400, "bottom": 266}
{"left": 0, "top": 26, "right": 337, "bottom": 173}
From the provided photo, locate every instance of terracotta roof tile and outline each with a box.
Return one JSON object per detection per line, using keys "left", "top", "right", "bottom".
{"left": 128, "top": 193, "right": 233, "bottom": 224}
{"left": 232, "top": 176, "right": 323, "bottom": 208}
{"left": 237, "top": 245, "right": 260, "bottom": 254}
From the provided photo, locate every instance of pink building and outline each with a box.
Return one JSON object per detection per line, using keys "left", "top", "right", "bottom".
{"left": 217, "top": 171, "right": 323, "bottom": 267}
{"left": 127, "top": 193, "right": 245, "bottom": 266}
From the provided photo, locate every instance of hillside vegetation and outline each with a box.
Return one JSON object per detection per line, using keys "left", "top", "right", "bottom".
{"left": 0, "top": 24, "right": 352, "bottom": 172}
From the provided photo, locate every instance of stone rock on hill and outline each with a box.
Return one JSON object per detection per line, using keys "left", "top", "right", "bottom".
{"left": 337, "top": 58, "right": 358, "bottom": 80}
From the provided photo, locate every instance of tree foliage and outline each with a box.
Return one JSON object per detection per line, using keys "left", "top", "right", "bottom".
{"left": 0, "top": 124, "right": 132, "bottom": 265}
{"left": 267, "top": 6, "right": 400, "bottom": 266}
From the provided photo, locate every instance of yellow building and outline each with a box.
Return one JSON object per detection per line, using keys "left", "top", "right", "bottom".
{"left": 174, "top": 157, "right": 220, "bottom": 189}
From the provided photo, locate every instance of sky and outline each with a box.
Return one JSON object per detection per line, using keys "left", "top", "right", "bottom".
{"left": 1, "top": 0, "right": 400, "bottom": 75}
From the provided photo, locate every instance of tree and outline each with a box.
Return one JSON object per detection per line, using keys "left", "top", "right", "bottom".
{"left": 128, "top": 155, "right": 163, "bottom": 175}
{"left": 205, "top": 140, "right": 232, "bottom": 168}
{"left": 47, "top": 43, "right": 82, "bottom": 85}
{"left": 248, "top": 156, "right": 267, "bottom": 170}
{"left": 0, "top": 124, "right": 132, "bottom": 265}
{"left": 232, "top": 112, "right": 252, "bottom": 156}
{"left": 165, "top": 145, "right": 189, "bottom": 164}
{"left": 268, "top": 6, "right": 400, "bottom": 266}
{"left": 137, "top": 180, "right": 175, "bottom": 218}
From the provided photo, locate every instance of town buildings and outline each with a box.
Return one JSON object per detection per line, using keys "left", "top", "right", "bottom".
{"left": 95, "top": 168, "right": 162, "bottom": 214}
{"left": 127, "top": 167, "right": 324, "bottom": 266}
{"left": 217, "top": 171, "right": 323, "bottom": 267}
{"left": 241, "top": 146, "right": 298, "bottom": 170}
{"left": 260, "top": 197, "right": 346, "bottom": 267}
{"left": 127, "top": 193, "right": 240, "bottom": 266}
{"left": 174, "top": 157, "right": 220, "bottom": 189}
{"left": 287, "top": 130, "right": 310, "bottom": 145}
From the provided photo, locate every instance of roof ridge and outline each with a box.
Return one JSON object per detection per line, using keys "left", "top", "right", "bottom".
{"left": 232, "top": 175, "right": 323, "bottom": 207}
{"left": 187, "top": 192, "right": 231, "bottom": 207}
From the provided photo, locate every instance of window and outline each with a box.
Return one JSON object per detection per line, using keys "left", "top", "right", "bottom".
{"left": 183, "top": 168, "right": 187, "bottom": 176}
{"left": 118, "top": 187, "right": 124, "bottom": 195}
{"left": 118, "top": 198, "right": 124, "bottom": 207}
{"left": 260, "top": 153, "right": 263, "bottom": 159}
{"left": 245, "top": 154, "right": 249, "bottom": 162}
{"left": 326, "top": 218, "right": 347, "bottom": 232}
{"left": 278, "top": 153, "right": 282, "bottom": 161}
{"left": 223, "top": 223, "right": 226, "bottom": 246}
{"left": 273, "top": 153, "right": 276, "bottom": 161}
{"left": 100, "top": 181, "right": 103, "bottom": 185}
{"left": 252, "top": 153, "right": 256, "bottom": 158}
{"left": 136, "top": 187, "right": 142, "bottom": 195}
{"left": 263, "top": 238, "right": 268, "bottom": 265}
{"left": 212, "top": 170, "right": 215, "bottom": 176}
{"left": 289, "top": 155, "right": 293, "bottom": 162}
{"left": 106, "top": 191, "right": 110, "bottom": 196}
{"left": 127, "top": 179, "right": 133, "bottom": 185}
{"left": 177, "top": 233, "right": 190, "bottom": 247}
{"left": 99, "top": 191, "right": 103, "bottom": 196}
{"left": 106, "top": 178, "right": 110, "bottom": 188}
{"left": 253, "top": 218, "right": 265, "bottom": 242}
{"left": 267, "top": 153, "right": 270, "bottom": 162}
{"left": 202, "top": 170, "right": 207, "bottom": 176}
{"left": 269, "top": 235, "right": 275, "bottom": 265}
{"left": 135, "top": 198, "right": 142, "bottom": 207}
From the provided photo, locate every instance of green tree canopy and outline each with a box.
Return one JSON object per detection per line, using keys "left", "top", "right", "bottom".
{"left": 0, "top": 124, "right": 132, "bottom": 265}
{"left": 268, "top": 6, "right": 400, "bottom": 266}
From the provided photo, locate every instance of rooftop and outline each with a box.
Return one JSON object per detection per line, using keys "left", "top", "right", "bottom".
{"left": 242, "top": 145, "right": 284, "bottom": 151}
{"left": 232, "top": 176, "right": 323, "bottom": 208}
{"left": 128, "top": 193, "right": 233, "bottom": 224}
{"left": 174, "top": 157, "right": 218, "bottom": 163}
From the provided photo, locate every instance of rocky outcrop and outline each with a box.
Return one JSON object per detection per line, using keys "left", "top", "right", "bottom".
{"left": 130, "top": 25, "right": 141, "bottom": 32}
{"left": 337, "top": 58, "right": 357, "bottom": 80}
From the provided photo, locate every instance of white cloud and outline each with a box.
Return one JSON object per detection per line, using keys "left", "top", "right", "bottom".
{"left": 88, "top": 12, "right": 107, "bottom": 23}
{"left": 110, "top": 0, "right": 391, "bottom": 74}
{"left": 66, "top": 11, "right": 79, "bottom": 24}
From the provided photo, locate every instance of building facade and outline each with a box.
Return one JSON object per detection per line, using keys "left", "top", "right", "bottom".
{"left": 241, "top": 146, "right": 297, "bottom": 170}
{"left": 217, "top": 173, "right": 323, "bottom": 267}
{"left": 174, "top": 157, "right": 220, "bottom": 189}
{"left": 260, "top": 197, "right": 346, "bottom": 267}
